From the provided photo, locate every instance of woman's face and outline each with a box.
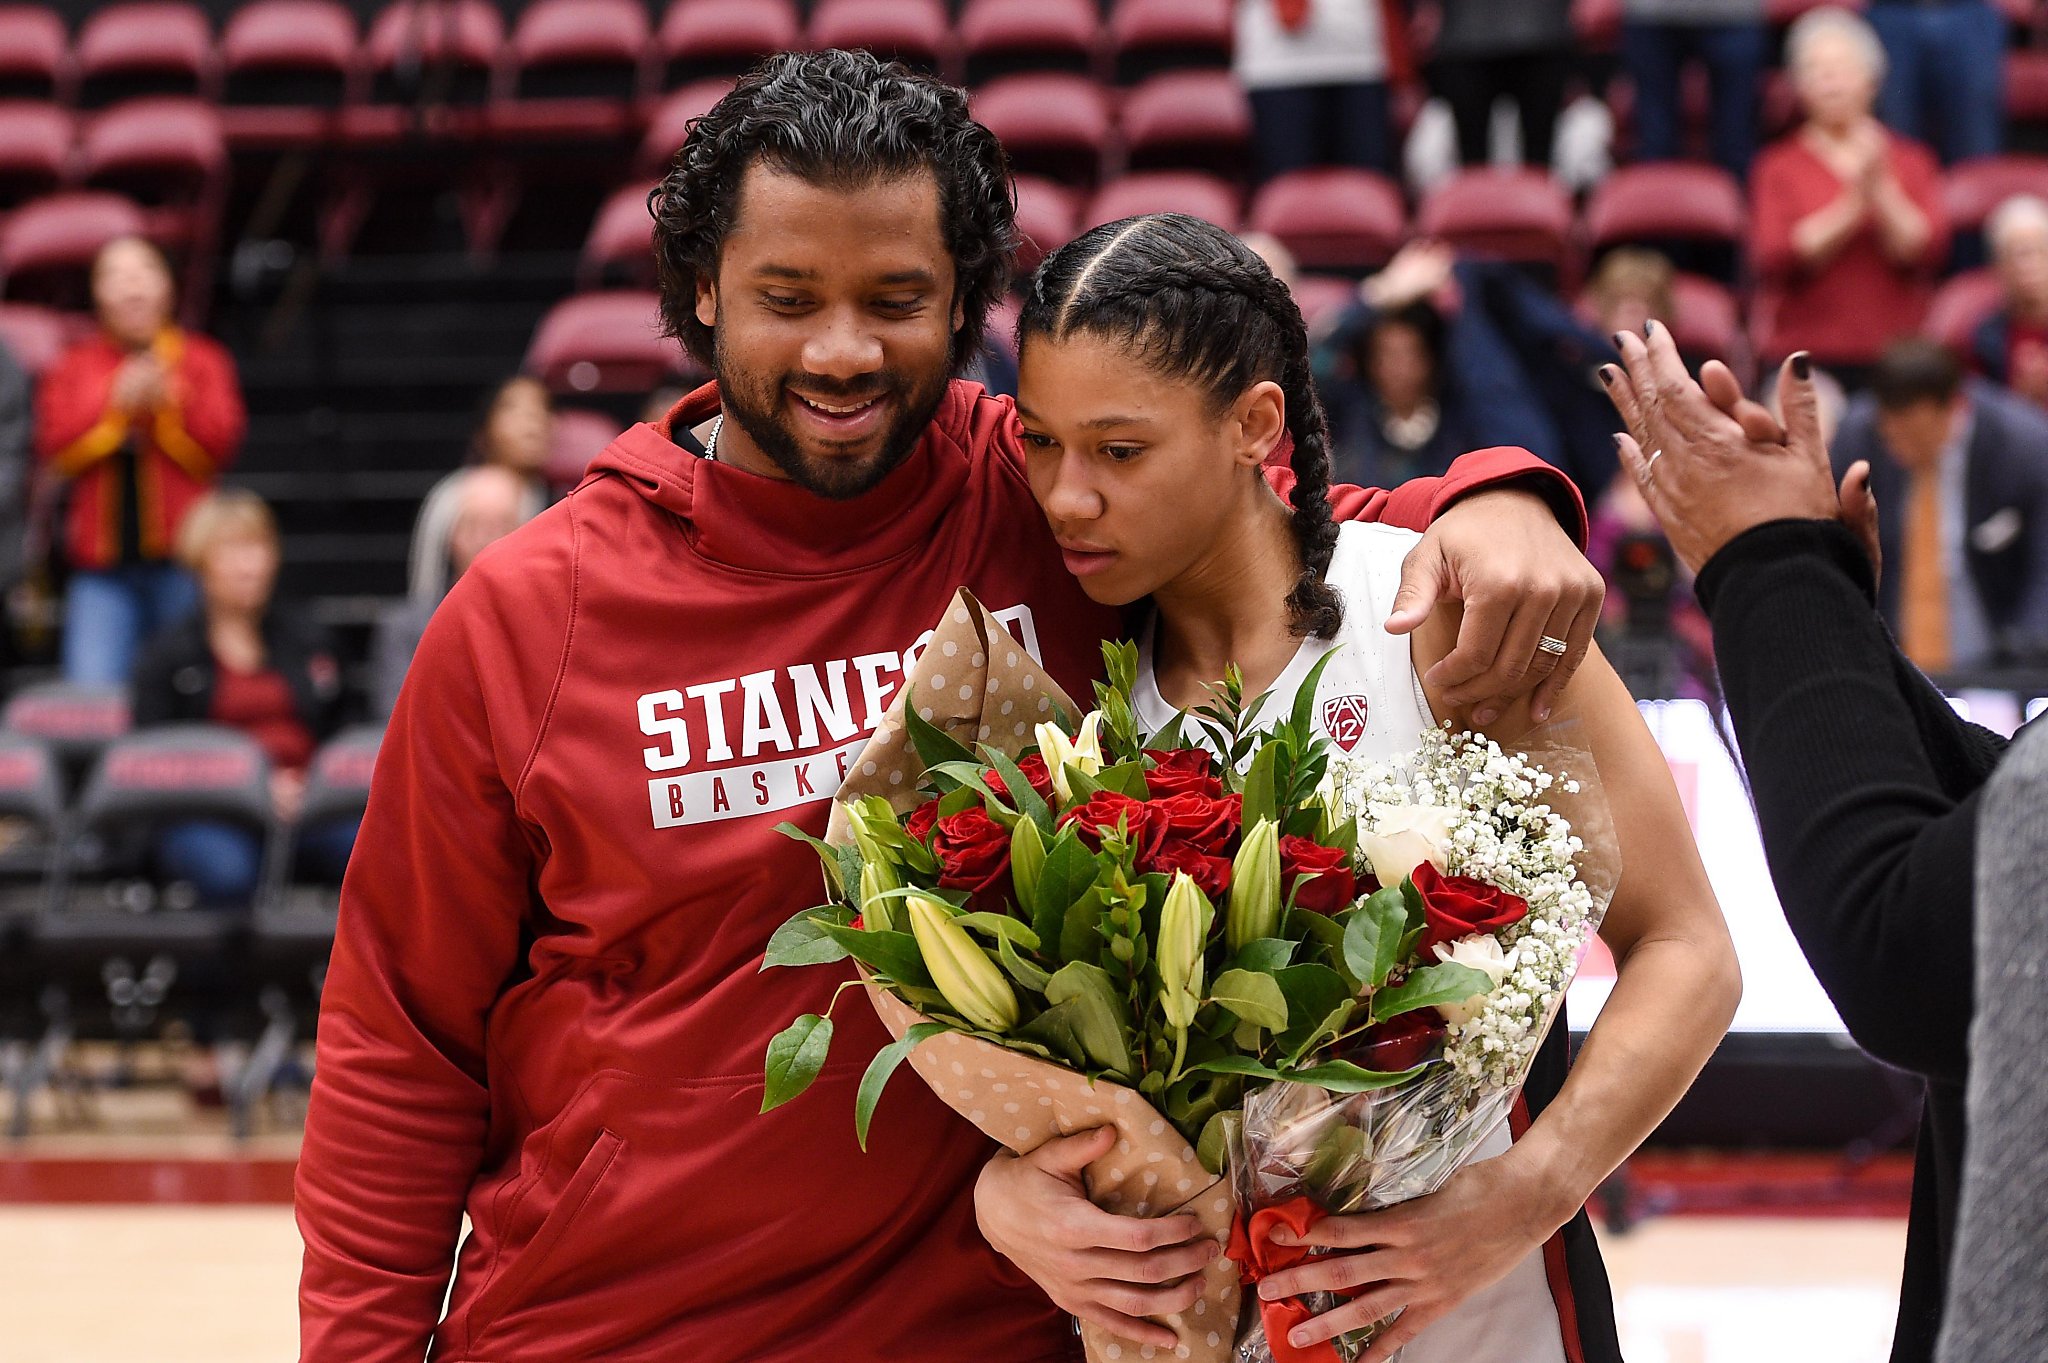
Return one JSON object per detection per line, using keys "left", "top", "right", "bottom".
{"left": 1366, "top": 321, "right": 1435, "bottom": 412}
{"left": 1795, "top": 28, "right": 1878, "bottom": 130}
{"left": 201, "top": 532, "right": 279, "bottom": 616}
{"left": 1016, "top": 331, "right": 1278, "bottom": 609}
{"left": 486, "top": 379, "right": 553, "bottom": 474}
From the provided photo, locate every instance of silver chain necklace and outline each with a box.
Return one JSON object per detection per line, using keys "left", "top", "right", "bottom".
{"left": 702, "top": 413, "right": 723, "bottom": 462}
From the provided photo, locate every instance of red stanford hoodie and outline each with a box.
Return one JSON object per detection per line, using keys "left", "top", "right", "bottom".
{"left": 295, "top": 379, "right": 1584, "bottom": 1363}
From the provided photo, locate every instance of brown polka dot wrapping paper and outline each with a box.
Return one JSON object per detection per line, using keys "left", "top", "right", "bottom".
{"left": 823, "top": 588, "right": 1245, "bottom": 1361}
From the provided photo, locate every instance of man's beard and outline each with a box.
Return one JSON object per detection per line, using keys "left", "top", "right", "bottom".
{"left": 712, "top": 336, "right": 951, "bottom": 502}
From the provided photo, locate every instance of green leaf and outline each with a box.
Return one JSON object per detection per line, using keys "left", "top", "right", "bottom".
{"left": 1343, "top": 889, "right": 1409, "bottom": 989}
{"left": 835, "top": 843, "right": 865, "bottom": 905}
{"left": 1018, "top": 999, "right": 1089, "bottom": 1067}
{"left": 1288, "top": 646, "right": 1342, "bottom": 740}
{"left": 1289, "top": 905, "right": 1349, "bottom": 959}
{"left": 1093, "top": 759, "right": 1152, "bottom": 799}
{"left": 774, "top": 822, "right": 846, "bottom": 895}
{"left": 1208, "top": 968, "right": 1289, "bottom": 1031}
{"left": 903, "top": 685, "right": 977, "bottom": 771}
{"left": 854, "top": 1021, "right": 947, "bottom": 1150}
{"left": 1241, "top": 742, "right": 1279, "bottom": 831}
{"left": 819, "top": 923, "right": 935, "bottom": 989}
{"left": 997, "top": 932, "right": 1053, "bottom": 993}
{"left": 984, "top": 747, "right": 1055, "bottom": 834}
{"left": 761, "top": 1014, "right": 834, "bottom": 1112}
{"left": 1400, "top": 875, "right": 1427, "bottom": 934}
{"left": 937, "top": 784, "right": 981, "bottom": 818}
{"left": 1045, "top": 960, "right": 1136, "bottom": 1077}
{"left": 1370, "top": 962, "right": 1495, "bottom": 1024}
{"left": 1279, "top": 1059, "right": 1426, "bottom": 1092}
{"left": 762, "top": 906, "right": 854, "bottom": 969}
{"left": 1031, "top": 829, "right": 1096, "bottom": 949}
{"left": 1285, "top": 999, "right": 1358, "bottom": 1069}
{"left": 1233, "top": 937, "right": 1298, "bottom": 974}
{"left": 1301, "top": 1122, "right": 1370, "bottom": 1203}
{"left": 1189, "top": 1054, "right": 1283, "bottom": 1081}
{"left": 1275, "top": 963, "right": 1351, "bottom": 1030}
{"left": 952, "top": 911, "right": 1040, "bottom": 950}
{"left": 1059, "top": 880, "right": 1110, "bottom": 965}
{"left": 1196, "top": 1110, "right": 1238, "bottom": 1177}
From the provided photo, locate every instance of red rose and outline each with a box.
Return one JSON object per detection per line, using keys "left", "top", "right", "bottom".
{"left": 986, "top": 754, "right": 1055, "bottom": 806}
{"left": 904, "top": 799, "right": 940, "bottom": 842}
{"left": 931, "top": 806, "right": 1014, "bottom": 909}
{"left": 1060, "top": 791, "right": 1164, "bottom": 860}
{"left": 1412, "top": 861, "right": 1528, "bottom": 953}
{"left": 1348, "top": 1009, "right": 1446, "bottom": 1072}
{"left": 1149, "top": 793, "right": 1241, "bottom": 858}
{"left": 1143, "top": 747, "right": 1223, "bottom": 800}
{"left": 1151, "top": 842, "right": 1233, "bottom": 898}
{"left": 1279, "top": 835, "right": 1357, "bottom": 915}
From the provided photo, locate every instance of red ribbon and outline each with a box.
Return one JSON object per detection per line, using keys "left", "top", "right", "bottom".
{"left": 1225, "top": 1196, "right": 1346, "bottom": 1363}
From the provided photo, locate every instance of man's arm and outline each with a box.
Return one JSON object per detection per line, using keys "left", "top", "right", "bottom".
{"left": 296, "top": 570, "right": 550, "bottom": 1361}
{"left": 1697, "top": 520, "right": 1989, "bottom": 1082}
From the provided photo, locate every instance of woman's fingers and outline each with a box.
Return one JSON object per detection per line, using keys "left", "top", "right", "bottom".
{"left": 1257, "top": 1246, "right": 1412, "bottom": 1300}
{"left": 1701, "top": 359, "right": 1786, "bottom": 443}
{"left": 1074, "top": 1236, "right": 1221, "bottom": 1286}
{"left": 1069, "top": 1300, "right": 1181, "bottom": 1351}
{"left": 1282, "top": 1282, "right": 1413, "bottom": 1348}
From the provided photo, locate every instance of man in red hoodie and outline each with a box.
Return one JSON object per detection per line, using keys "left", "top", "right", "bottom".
{"left": 296, "top": 51, "right": 1603, "bottom": 1363}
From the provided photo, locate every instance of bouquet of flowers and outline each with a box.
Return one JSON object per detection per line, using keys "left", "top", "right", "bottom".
{"left": 760, "top": 590, "right": 1615, "bottom": 1363}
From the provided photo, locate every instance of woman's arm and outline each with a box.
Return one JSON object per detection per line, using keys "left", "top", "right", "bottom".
{"left": 1789, "top": 186, "right": 1870, "bottom": 269}
{"left": 1258, "top": 628, "right": 1740, "bottom": 1356}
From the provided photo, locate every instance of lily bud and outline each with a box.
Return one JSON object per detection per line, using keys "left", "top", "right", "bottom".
{"left": 907, "top": 894, "right": 1019, "bottom": 1033}
{"left": 857, "top": 860, "right": 899, "bottom": 934}
{"left": 848, "top": 797, "right": 904, "bottom": 876}
{"left": 1227, "top": 818, "right": 1281, "bottom": 953}
{"left": 1035, "top": 712, "right": 1106, "bottom": 806}
{"left": 1010, "top": 816, "right": 1046, "bottom": 909}
{"left": 1158, "top": 872, "right": 1213, "bottom": 1030}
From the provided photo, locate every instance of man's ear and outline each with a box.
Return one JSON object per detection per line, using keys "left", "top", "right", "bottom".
{"left": 952, "top": 291, "right": 967, "bottom": 338}
{"left": 695, "top": 274, "right": 717, "bottom": 330}
{"left": 1235, "top": 380, "right": 1288, "bottom": 469}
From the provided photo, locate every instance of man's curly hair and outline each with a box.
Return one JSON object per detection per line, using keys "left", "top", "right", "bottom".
{"left": 649, "top": 49, "right": 1018, "bottom": 372}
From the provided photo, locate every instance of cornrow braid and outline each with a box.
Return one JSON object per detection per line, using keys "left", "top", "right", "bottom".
{"left": 1017, "top": 213, "right": 1345, "bottom": 638}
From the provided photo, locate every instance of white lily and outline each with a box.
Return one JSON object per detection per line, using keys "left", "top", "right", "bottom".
{"left": 1035, "top": 711, "right": 1105, "bottom": 806}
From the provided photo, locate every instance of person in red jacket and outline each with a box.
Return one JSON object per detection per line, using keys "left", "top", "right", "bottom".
{"left": 1749, "top": 7, "right": 1948, "bottom": 385}
{"left": 34, "top": 236, "right": 245, "bottom": 687}
{"left": 294, "top": 51, "right": 1604, "bottom": 1363}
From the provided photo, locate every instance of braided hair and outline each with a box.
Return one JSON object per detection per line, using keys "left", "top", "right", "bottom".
{"left": 1016, "top": 213, "right": 1344, "bottom": 638}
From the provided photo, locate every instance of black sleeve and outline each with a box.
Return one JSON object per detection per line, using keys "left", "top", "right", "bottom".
{"left": 1694, "top": 519, "right": 2007, "bottom": 1084}
{"left": 129, "top": 628, "right": 187, "bottom": 730}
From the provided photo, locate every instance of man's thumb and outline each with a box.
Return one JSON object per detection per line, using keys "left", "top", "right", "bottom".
{"left": 1386, "top": 540, "right": 1448, "bottom": 634}
{"left": 1028, "top": 1125, "right": 1118, "bottom": 1178}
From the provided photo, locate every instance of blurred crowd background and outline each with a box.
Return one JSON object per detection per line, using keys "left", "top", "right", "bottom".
{"left": 0, "top": 5, "right": 2045, "bottom": 1332}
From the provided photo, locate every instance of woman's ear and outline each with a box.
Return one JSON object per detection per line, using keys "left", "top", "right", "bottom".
{"left": 1233, "top": 380, "right": 1288, "bottom": 469}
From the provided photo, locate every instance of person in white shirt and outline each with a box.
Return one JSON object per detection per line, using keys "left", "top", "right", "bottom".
{"left": 1235, "top": 0, "right": 1397, "bottom": 179}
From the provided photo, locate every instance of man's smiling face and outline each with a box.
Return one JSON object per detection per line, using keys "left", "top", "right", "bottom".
{"left": 695, "top": 160, "right": 964, "bottom": 500}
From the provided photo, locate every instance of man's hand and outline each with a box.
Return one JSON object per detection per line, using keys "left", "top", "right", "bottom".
{"left": 973, "top": 1127, "right": 1219, "bottom": 1349}
{"left": 1249, "top": 1154, "right": 1564, "bottom": 1357}
{"left": 1387, "top": 488, "right": 1605, "bottom": 727}
{"left": 1598, "top": 323, "right": 1845, "bottom": 575}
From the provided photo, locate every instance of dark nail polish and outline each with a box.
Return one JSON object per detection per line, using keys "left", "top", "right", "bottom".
{"left": 1643, "top": 319, "right": 1657, "bottom": 337}
{"left": 1611, "top": 332, "right": 1628, "bottom": 350}
{"left": 1612, "top": 432, "right": 1624, "bottom": 450}
{"left": 1792, "top": 352, "right": 1811, "bottom": 379}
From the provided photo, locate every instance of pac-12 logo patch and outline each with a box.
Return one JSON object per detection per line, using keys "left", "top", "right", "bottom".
{"left": 1320, "top": 694, "right": 1370, "bottom": 753}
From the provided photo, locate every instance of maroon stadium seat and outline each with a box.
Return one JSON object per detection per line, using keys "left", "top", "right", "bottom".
{"left": 1924, "top": 268, "right": 2004, "bottom": 355}
{"left": 75, "top": 2, "right": 215, "bottom": 108}
{"left": 1288, "top": 272, "right": 1358, "bottom": 331}
{"left": 637, "top": 79, "right": 734, "bottom": 178}
{"left": 1943, "top": 155, "right": 2048, "bottom": 238}
{"left": 659, "top": 0, "right": 801, "bottom": 88}
{"left": 808, "top": 0, "right": 956, "bottom": 78}
{"left": 1119, "top": 70, "right": 1250, "bottom": 177}
{"left": 1248, "top": 167, "right": 1406, "bottom": 272}
{"left": 0, "top": 191, "right": 151, "bottom": 312}
{"left": 358, "top": 0, "right": 504, "bottom": 114}
{"left": 527, "top": 290, "right": 695, "bottom": 395}
{"left": 1668, "top": 272, "right": 1744, "bottom": 372}
{"left": 973, "top": 74, "right": 1113, "bottom": 188}
{"left": 506, "top": 0, "right": 649, "bottom": 104}
{"left": 1012, "top": 174, "right": 1080, "bottom": 276}
{"left": 546, "top": 407, "right": 627, "bottom": 492}
{"left": 219, "top": 0, "right": 358, "bottom": 148}
{"left": 959, "top": 0, "right": 1103, "bottom": 84}
{"left": 1417, "top": 167, "right": 1577, "bottom": 283}
{"left": 1108, "top": 0, "right": 1231, "bottom": 85}
{"left": 2009, "top": 50, "right": 2048, "bottom": 151}
{"left": 0, "top": 103, "right": 73, "bottom": 213}
{"left": 0, "top": 302, "right": 87, "bottom": 378}
{"left": 1083, "top": 171, "right": 1242, "bottom": 232}
{"left": 578, "top": 181, "right": 658, "bottom": 288}
{"left": 1584, "top": 161, "right": 1746, "bottom": 280}
{"left": 0, "top": 6, "right": 70, "bottom": 103}
{"left": 79, "top": 97, "right": 226, "bottom": 224}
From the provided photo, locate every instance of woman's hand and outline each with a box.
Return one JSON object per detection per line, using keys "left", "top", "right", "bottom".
{"left": 1249, "top": 1152, "right": 1566, "bottom": 1358}
{"left": 1388, "top": 489, "right": 1606, "bottom": 728}
{"left": 974, "top": 1126, "right": 1221, "bottom": 1349}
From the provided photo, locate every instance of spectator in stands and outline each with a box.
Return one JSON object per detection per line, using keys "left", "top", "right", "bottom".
{"left": 1316, "top": 239, "right": 1620, "bottom": 493}
{"left": 1430, "top": 0, "right": 1575, "bottom": 168}
{"left": 1750, "top": 7, "right": 1948, "bottom": 386}
{"left": 1972, "top": 195, "right": 2048, "bottom": 410}
{"left": 1622, "top": 0, "right": 1766, "bottom": 177}
{"left": 1866, "top": 0, "right": 2006, "bottom": 165}
{"left": 1830, "top": 339, "right": 2048, "bottom": 672}
{"left": 133, "top": 491, "right": 351, "bottom": 904}
{"left": 372, "top": 466, "right": 527, "bottom": 719}
{"left": 1235, "top": 0, "right": 1400, "bottom": 179}
{"left": 1585, "top": 247, "right": 1677, "bottom": 341}
{"left": 35, "top": 237, "right": 245, "bottom": 688}
{"left": 406, "top": 375, "right": 550, "bottom": 601}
